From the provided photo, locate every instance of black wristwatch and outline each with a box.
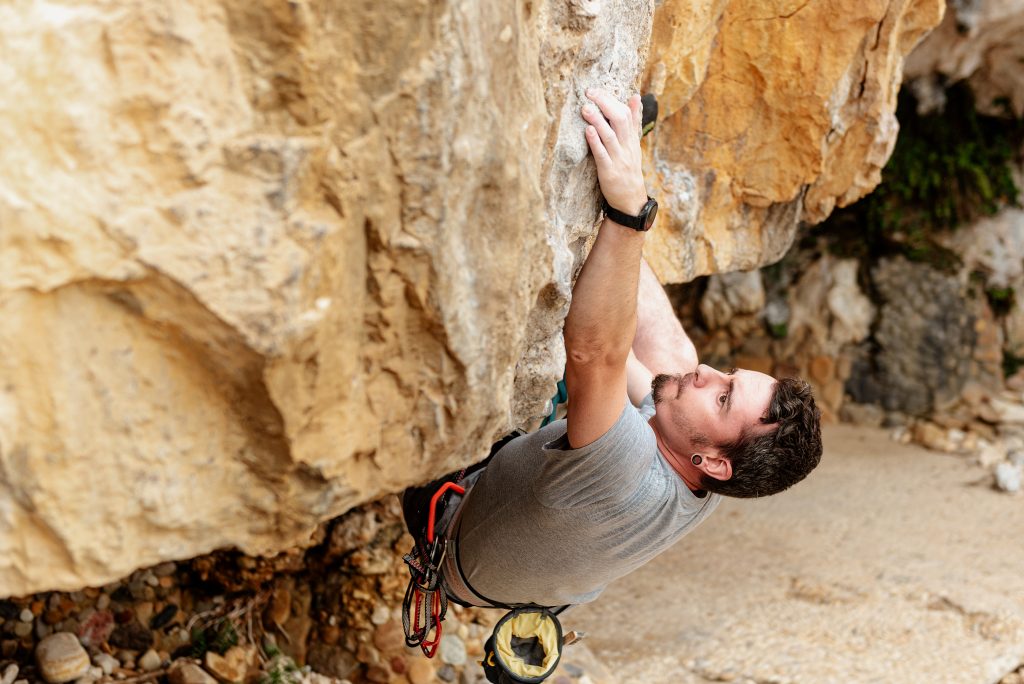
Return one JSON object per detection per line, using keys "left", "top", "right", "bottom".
{"left": 603, "top": 196, "right": 658, "bottom": 231}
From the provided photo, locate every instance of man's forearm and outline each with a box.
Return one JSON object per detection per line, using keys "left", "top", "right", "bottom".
{"left": 564, "top": 218, "right": 646, "bottom": 365}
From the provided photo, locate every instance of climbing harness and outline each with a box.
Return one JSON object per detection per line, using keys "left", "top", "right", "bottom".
{"left": 401, "top": 478, "right": 465, "bottom": 657}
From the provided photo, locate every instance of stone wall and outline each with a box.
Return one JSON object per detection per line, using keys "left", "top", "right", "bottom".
{"left": 0, "top": 0, "right": 943, "bottom": 597}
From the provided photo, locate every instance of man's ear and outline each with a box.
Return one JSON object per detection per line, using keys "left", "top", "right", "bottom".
{"left": 699, "top": 449, "right": 732, "bottom": 481}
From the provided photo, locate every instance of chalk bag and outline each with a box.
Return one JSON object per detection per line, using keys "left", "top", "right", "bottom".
{"left": 482, "top": 608, "right": 563, "bottom": 683}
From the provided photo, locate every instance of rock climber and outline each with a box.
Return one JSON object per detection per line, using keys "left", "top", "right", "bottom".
{"left": 404, "top": 88, "right": 823, "bottom": 611}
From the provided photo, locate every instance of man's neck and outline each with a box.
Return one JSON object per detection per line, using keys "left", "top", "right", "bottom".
{"left": 648, "top": 418, "right": 704, "bottom": 492}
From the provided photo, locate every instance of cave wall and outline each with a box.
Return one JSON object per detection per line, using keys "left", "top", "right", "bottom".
{"left": 0, "top": 0, "right": 943, "bottom": 597}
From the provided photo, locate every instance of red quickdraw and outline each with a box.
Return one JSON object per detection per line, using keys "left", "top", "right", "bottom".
{"left": 402, "top": 481, "right": 465, "bottom": 658}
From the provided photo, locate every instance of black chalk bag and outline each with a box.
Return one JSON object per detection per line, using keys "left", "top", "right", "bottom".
{"left": 481, "top": 607, "right": 564, "bottom": 683}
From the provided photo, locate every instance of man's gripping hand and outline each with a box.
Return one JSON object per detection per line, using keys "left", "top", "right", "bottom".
{"left": 581, "top": 89, "right": 648, "bottom": 216}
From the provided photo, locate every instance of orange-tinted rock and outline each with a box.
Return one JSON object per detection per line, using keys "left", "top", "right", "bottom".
{"left": 644, "top": 0, "right": 945, "bottom": 283}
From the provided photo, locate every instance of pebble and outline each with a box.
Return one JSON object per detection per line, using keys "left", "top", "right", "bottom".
{"left": 109, "top": 621, "right": 154, "bottom": 651}
{"left": 372, "top": 621, "right": 405, "bottom": 652}
{"left": 1010, "top": 450, "right": 1024, "bottom": 467}
{"left": 168, "top": 662, "right": 217, "bottom": 684}
{"left": 150, "top": 604, "right": 178, "bottom": 630}
{"left": 365, "top": 665, "right": 389, "bottom": 683}
{"left": 95, "top": 595, "right": 110, "bottom": 611}
{"left": 77, "top": 610, "right": 114, "bottom": 648}
{"left": 265, "top": 588, "right": 290, "bottom": 628}
{"left": 439, "top": 634, "right": 467, "bottom": 666}
{"left": 138, "top": 649, "right": 161, "bottom": 672}
{"left": 13, "top": 622, "right": 32, "bottom": 638}
{"left": 205, "top": 646, "right": 250, "bottom": 683}
{"left": 35, "top": 632, "right": 91, "bottom": 684}
{"left": 1, "top": 664, "right": 18, "bottom": 684}
{"left": 35, "top": 620, "right": 53, "bottom": 639}
{"left": 370, "top": 605, "right": 390, "bottom": 626}
{"left": 143, "top": 572, "right": 160, "bottom": 588}
{"left": 18, "top": 610, "right": 32, "bottom": 623}
{"left": 995, "top": 463, "right": 1023, "bottom": 493}
{"left": 153, "top": 562, "right": 177, "bottom": 577}
{"left": 134, "top": 602, "right": 154, "bottom": 626}
{"left": 437, "top": 664, "right": 456, "bottom": 682}
{"left": 407, "top": 660, "right": 434, "bottom": 684}
{"left": 92, "top": 654, "right": 118, "bottom": 676}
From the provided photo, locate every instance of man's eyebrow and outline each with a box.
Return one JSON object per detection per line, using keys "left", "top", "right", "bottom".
{"left": 725, "top": 378, "right": 735, "bottom": 414}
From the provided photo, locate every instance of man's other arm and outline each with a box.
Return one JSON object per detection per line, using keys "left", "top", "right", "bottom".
{"left": 564, "top": 89, "right": 649, "bottom": 448}
{"left": 631, "top": 258, "right": 698, "bottom": 377}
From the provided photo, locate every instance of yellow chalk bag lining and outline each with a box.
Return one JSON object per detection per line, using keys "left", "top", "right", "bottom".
{"left": 494, "top": 610, "right": 561, "bottom": 678}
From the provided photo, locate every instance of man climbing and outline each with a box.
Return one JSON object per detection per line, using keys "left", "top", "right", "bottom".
{"left": 405, "top": 88, "right": 823, "bottom": 612}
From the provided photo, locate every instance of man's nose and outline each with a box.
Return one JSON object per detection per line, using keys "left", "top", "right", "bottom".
{"left": 695, "top": 364, "right": 724, "bottom": 388}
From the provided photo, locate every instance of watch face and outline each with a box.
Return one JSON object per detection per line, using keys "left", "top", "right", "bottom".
{"left": 643, "top": 200, "right": 658, "bottom": 230}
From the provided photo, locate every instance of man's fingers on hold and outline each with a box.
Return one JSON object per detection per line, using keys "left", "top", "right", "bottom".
{"left": 585, "top": 126, "right": 609, "bottom": 161}
{"left": 583, "top": 105, "right": 619, "bottom": 152}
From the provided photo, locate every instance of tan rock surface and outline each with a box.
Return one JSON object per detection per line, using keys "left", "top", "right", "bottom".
{"left": 0, "top": 0, "right": 652, "bottom": 596}
{"left": 905, "top": 0, "right": 1024, "bottom": 116}
{"left": 643, "top": 0, "right": 944, "bottom": 282}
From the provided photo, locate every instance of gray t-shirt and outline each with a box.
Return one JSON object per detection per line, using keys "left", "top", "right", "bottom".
{"left": 443, "top": 394, "right": 720, "bottom": 608}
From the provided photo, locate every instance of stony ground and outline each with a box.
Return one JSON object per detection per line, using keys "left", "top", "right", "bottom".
{"left": 567, "top": 424, "right": 1024, "bottom": 684}
{"left": 3, "top": 423, "right": 1022, "bottom": 684}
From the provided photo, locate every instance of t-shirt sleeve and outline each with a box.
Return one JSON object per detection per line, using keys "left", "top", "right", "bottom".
{"left": 533, "top": 401, "right": 656, "bottom": 509}
{"left": 637, "top": 392, "right": 656, "bottom": 419}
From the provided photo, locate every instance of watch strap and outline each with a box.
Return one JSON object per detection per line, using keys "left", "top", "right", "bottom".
{"left": 603, "top": 197, "right": 656, "bottom": 231}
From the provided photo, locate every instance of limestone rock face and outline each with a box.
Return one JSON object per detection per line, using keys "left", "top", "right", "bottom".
{"left": 0, "top": 0, "right": 652, "bottom": 596}
{"left": 643, "top": 0, "right": 945, "bottom": 282}
{"left": 847, "top": 257, "right": 978, "bottom": 416}
{"left": 0, "top": 0, "right": 943, "bottom": 596}
{"left": 904, "top": 0, "right": 1024, "bottom": 116}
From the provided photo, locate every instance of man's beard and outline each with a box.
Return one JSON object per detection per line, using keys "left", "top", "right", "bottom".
{"left": 651, "top": 372, "right": 693, "bottom": 403}
{"left": 655, "top": 376, "right": 679, "bottom": 403}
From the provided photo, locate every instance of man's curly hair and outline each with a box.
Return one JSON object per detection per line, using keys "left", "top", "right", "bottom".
{"left": 701, "top": 377, "right": 822, "bottom": 498}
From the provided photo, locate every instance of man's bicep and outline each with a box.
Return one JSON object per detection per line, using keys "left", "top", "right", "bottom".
{"left": 626, "top": 350, "right": 654, "bottom": 407}
{"left": 564, "top": 361, "right": 628, "bottom": 449}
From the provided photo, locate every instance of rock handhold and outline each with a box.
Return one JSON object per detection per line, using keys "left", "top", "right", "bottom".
{"left": 35, "top": 632, "right": 91, "bottom": 684}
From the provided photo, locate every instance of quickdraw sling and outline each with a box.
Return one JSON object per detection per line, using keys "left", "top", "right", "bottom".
{"left": 401, "top": 479, "right": 465, "bottom": 657}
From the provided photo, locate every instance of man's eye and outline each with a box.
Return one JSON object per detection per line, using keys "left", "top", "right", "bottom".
{"left": 719, "top": 394, "right": 727, "bottom": 405}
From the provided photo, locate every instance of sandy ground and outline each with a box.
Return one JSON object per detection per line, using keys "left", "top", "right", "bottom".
{"left": 565, "top": 424, "right": 1024, "bottom": 684}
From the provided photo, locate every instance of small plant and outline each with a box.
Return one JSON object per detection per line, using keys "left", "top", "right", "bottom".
{"left": 986, "top": 286, "right": 1015, "bottom": 317}
{"left": 260, "top": 654, "right": 301, "bottom": 684}
{"left": 768, "top": 322, "right": 788, "bottom": 339}
{"left": 190, "top": 618, "right": 240, "bottom": 658}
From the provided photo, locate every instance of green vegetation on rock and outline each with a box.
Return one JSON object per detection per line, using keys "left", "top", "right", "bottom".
{"left": 819, "top": 84, "right": 1023, "bottom": 268}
